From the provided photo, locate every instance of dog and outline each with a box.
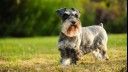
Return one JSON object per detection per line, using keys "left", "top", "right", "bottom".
{"left": 56, "top": 8, "right": 109, "bottom": 65}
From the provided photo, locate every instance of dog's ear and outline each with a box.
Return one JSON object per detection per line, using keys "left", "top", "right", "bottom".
{"left": 71, "top": 8, "right": 76, "bottom": 11}
{"left": 71, "top": 8, "right": 80, "bottom": 18}
{"left": 56, "top": 8, "right": 67, "bottom": 17}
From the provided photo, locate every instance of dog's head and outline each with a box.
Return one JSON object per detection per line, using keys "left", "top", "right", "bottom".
{"left": 56, "top": 8, "right": 81, "bottom": 37}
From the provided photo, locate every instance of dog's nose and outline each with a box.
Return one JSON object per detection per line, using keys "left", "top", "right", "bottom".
{"left": 71, "top": 21, "right": 76, "bottom": 25}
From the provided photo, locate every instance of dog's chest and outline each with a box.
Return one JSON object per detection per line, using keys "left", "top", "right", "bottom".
{"left": 63, "top": 37, "right": 78, "bottom": 48}
{"left": 58, "top": 33, "right": 80, "bottom": 49}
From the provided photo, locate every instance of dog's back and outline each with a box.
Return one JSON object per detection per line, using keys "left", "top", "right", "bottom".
{"left": 82, "top": 23, "right": 106, "bottom": 36}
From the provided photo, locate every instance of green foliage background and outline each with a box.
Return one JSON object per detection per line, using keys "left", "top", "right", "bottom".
{"left": 0, "top": 0, "right": 127, "bottom": 37}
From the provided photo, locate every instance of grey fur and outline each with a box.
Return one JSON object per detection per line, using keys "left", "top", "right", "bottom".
{"left": 56, "top": 8, "right": 67, "bottom": 17}
{"left": 56, "top": 8, "right": 109, "bottom": 65}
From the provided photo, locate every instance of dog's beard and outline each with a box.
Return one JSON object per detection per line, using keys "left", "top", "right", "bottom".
{"left": 61, "top": 21, "right": 81, "bottom": 37}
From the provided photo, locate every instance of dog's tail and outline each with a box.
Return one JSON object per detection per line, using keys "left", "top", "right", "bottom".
{"left": 99, "top": 23, "right": 103, "bottom": 27}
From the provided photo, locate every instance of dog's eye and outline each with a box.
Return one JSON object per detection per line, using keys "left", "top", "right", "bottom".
{"left": 75, "top": 14, "right": 78, "bottom": 18}
{"left": 63, "top": 13, "right": 69, "bottom": 19}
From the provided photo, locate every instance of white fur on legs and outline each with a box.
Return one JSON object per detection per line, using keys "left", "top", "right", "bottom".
{"left": 92, "top": 50, "right": 103, "bottom": 60}
{"left": 61, "top": 58, "right": 71, "bottom": 65}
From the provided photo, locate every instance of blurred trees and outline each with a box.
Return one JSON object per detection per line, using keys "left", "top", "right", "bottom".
{"left": 0, "top": 0, "right": 127, "bottom": 37}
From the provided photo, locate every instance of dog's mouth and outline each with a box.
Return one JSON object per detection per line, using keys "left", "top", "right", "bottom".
{"left": 67, "top": 25, "right": 77, "bottom": 32}
{"left": 66, "top": 23, "right": 81, "bottom": 37}
{"left": 61, "top": 20, "right": 81, "bottom": 37}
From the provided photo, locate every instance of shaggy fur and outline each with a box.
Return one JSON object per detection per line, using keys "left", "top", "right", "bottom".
{"left": 56, "top": 8, "right": 109, "bottom": 65}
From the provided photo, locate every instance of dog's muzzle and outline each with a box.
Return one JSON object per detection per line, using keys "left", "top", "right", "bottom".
{"left": 71, "top": 20, "right": 76, "bottom": 25}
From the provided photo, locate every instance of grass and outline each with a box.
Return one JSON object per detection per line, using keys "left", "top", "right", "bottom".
{"left": 0, "top": 34, "right": 127, "bottom": 72}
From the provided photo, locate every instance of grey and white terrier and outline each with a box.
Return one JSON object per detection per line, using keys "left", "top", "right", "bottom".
{"left": 56, "top": 8, "right": 109, "bottom": 65}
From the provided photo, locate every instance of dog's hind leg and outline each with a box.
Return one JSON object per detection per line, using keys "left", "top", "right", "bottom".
{"left": 92, "top": 48, "right": 109, "bottom": 61}
{"left": 92, "top": 49, "right": 103, "bottom": 60}
{"left": 98, "top": 39, "right": 109, "bottom": 61}
{"left": 92, "top": 37, "right": 109, "bottom": 61}
{"left": 100, "top": 45, "right": 109, "bottom": 61}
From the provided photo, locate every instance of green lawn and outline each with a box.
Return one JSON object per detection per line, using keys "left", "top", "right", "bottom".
{"left": 0, "top": 34, "right": 127, "bottom": 72}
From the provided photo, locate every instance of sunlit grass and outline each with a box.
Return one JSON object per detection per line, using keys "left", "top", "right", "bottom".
{"left": 0, "top": 34, "right": 127, "bottom": 72}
